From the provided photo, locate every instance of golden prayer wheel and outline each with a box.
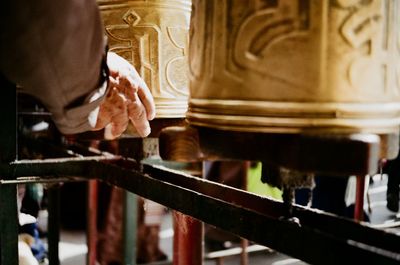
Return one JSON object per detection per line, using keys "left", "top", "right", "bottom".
{"left": 187, "top": 0, "right": 400, "bottom": 134}
{"left": 98, "top": 0, "right": 191, "bottom": 118}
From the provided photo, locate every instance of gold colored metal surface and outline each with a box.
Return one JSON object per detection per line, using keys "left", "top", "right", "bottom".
{"left": 98, "top": 0, "right": 191, "bottom": 118}
{"left": 187, "top": 0, "right": 400, "bottom": 134}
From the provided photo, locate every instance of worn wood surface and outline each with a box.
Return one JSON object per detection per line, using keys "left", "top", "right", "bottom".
{"left": 159, "top": 125, "right": 397, "bottom": 176}
{"left": 159, "top": 125, "right": 204, "bottom": 162}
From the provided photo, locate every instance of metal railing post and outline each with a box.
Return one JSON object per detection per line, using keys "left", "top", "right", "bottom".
{"left": 0, "top": 75, "right": 18, "bottom": 265}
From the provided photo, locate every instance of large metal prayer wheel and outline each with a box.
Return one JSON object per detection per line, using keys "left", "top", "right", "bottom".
{"left": 187, "top": 0, "right": 400, "bottom": 134}
{"left": 98, "top": 0, "right": 191, "bottom": 118}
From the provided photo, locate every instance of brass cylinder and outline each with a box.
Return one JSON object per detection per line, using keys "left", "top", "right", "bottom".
{"left": 187, "top": 0, "right": 400, "bottom": 134}
{"left": 98, "top": 0, "right": 191, "bottom": 118}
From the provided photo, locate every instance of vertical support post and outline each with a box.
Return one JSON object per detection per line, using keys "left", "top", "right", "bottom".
{"left": 240, "top": 162, "right": 250, "bottom": 265}
{"left": 240, "top": 240, "right": 249, "bottom": 265}
{"left": 120, "top": 138, "right": 144, "bottom": 265}
{"left": 87, "top": 180, "right": 98, "bottom": 265}
{"left": 123, "top": 190, "right": 138, "bottom": 265}
{"left": 173, "top": 162, "right": 204, "bottom": 265}
{"left": 48, "top": 186, "right": 60, "bottom": 265}
{"left": 158, "top": 126, "right": 204, "bottom": 263}
{"left": 216, "top": 258, "right": 224, "bottom": 265}
{"left": 173, "top": 211, "right": 203, "bottom": 265}
{"left": 0, "top": 75, "right": 18, "bottom": 265}
{"left": 354, "top": 175, "right": 365, "bottom": 221}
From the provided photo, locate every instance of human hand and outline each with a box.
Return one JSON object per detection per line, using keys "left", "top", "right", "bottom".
{"left": 93, "top": 52, "right": 156, "bottom": 139}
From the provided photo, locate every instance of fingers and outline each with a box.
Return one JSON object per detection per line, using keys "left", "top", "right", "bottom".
{"left": 107, "top": 52, "right": 137, "bottom": 81}
{"left": 94, "top": 52, "right": 156, "bottom": 138}
{"left": 93, "top": 85, "right": 117, "bottom": 130}
{"left": 115, "top": 74, "right": 139, "bottom": 98}
{"left": 94, "top": 87, "right": 129, "bottom": 139}
{"left": 137, "top": 81, "right": 156, "bottom": 120}
{"left": 107, "top": 52, "right": 123, "bottom": 78}
{"left": 110, "top": 93, "right": 129, "bottom": 138}
{"left": 94, "top": 105, "right": 112, "bottom": 130}
{"left": 95, "top": 85, "right": 152, "bottom": 138}
{"left": 123, "top": 63, "right": 155, "bottom": 120}
{"left": 127, "top": 93, "right": 151, "bottom": 137}
{"left": 110, "top": 112, "right": 129, "bottom": 139}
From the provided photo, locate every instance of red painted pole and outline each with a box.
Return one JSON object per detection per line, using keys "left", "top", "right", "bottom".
{"left": 240, "top": 239, "right": 249, "bottom": 265}
{"left": 354, "top": 176, "right": 365, "bottom": 221}
{"left": 87, "top": 180, "right": 98, "bottom": 265}
{"left": 173, "top": 211, "right": 203, "bottom": 265}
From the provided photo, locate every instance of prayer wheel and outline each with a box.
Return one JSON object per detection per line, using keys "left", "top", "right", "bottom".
{"left": 187, "top": 0, "right": 400, "bottom": 134}
{"left": 98, "top": 0, "right": 191, "bottom": 118}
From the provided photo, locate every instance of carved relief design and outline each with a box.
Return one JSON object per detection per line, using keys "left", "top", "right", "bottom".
{"left": 189, "top": 0, "right": 206, "bottom": 80}
{"left": 191, "top": 0, "right": 313, "bottom": 83}
{"left": 99, "top": 1, "right": 191, "bottom": 117}
{"left": 187, "top": 0, "right": 400, "bottom": 134}
{"left": 105, "top": 9, "right": 161, "bottom": 96}
{"left": 338, "top": 0, "right": 400, "bottom": 95}
{"left": 166, "top": 26, "right": 189, "bottom": 96}
{"left": 234, "top": 0, "right": 311, "bottom": 73}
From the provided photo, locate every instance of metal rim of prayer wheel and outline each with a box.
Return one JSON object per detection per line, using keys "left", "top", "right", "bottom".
{"left": 98, "top": 0, "right": 191, "bottom": 118}
{"left": 186, "top": 0, "right": 400, "bottom": 135}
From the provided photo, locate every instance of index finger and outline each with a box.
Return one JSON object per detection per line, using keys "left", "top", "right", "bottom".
{"left": 127, "top": 93, "right": 151, "bottom": 137}
{"left": 137, "top": 79, "right": 156, "bottom": 120}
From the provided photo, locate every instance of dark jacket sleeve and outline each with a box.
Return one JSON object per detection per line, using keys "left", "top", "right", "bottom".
{"left": 0, "top": 0, "right": 107, "bottom": 134}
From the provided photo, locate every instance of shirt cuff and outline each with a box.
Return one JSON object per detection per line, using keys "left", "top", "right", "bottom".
{"left": 54, "top": 79, "right": 109, "bottom": 134}
{"left": 88, "top": 80, "right": 108, "bottom": 127}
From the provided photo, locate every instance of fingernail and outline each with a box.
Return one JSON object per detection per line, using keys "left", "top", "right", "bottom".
{"left": 104, "top": 124, "right": 116, "bottom": 140}
{"left": 141, "top": 126, "right": 151, "bottom": 137}
{"left": 148, "top": 112, "right": 156, "bottom": 120}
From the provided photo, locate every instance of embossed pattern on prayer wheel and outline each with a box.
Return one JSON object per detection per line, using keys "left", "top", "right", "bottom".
{"left": 98, "top": 0, "right": 191, "bottom": 118}
{"left": 187, "top": 0, "right": 400, "bottom": 134}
